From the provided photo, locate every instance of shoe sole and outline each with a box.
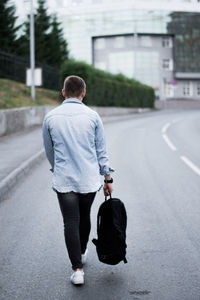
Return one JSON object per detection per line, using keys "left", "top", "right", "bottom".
{"left": 71, "top": 279, "right": 84, "bottom": 285}
{"left": 70, "top": 274, "right": 84, "bottom": 285}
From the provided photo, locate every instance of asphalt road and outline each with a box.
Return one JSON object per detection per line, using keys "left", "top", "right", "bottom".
{"left": 0, "top": 110, "right": 200, "bottom": 300}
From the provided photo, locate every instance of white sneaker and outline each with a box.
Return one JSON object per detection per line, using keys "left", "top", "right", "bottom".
{"left": 70, "top": 270, "right": 84, "bottom": 285}
{"left": 81, "top": 249, "right": 88, "bottom": 265}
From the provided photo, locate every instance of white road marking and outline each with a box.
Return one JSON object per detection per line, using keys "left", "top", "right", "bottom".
{"left": 162, "top": 134, "right": 177, "bottom": 151}
{"left": 162, "top": 122, "right": 177, "bottom": 151}
{"left": 180, "top": 156, "right": 200, "bottom": 176}
{"left": 172, "top": 118, "right": 182, "bottom": 124}
{"left": 161, "top": 120, "right": 200, "bottom": 176}
{"left": 162, "top": 122, "right": 170, "bottom": 134}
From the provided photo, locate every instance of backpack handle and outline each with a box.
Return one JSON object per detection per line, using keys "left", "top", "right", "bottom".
{"left": 105, "top": 193, "right": 112, "bottom": 201}
{"left": 97, "top": 194, "right": 112, "bottom": 233}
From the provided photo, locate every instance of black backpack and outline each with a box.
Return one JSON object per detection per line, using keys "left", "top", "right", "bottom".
{"left": 92, "top": 195, "right": 127, "bottom": 265}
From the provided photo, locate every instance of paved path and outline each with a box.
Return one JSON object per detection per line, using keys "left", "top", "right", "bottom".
{"left": 0, "top": 110, "right": 200, "bottom": 300}
{"left": 0, "top": 126, "right": 43, "bottom": 183}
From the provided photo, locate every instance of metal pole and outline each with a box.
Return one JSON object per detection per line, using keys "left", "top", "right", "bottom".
{"left": 30, "top": 0, "right": 35, "bottom": 101}
{"left": 133, "top": 20, "right": 137, "bottom": 93}
{"left": 134, "top": 21, "right": 137, "bottom": 76}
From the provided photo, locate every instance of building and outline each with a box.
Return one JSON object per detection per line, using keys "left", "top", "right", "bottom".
{"left": 58, "top": 0, "right": 200, "bottom": 100}
{"left": 92, "top": 33, "right": 174, "bottom": 99}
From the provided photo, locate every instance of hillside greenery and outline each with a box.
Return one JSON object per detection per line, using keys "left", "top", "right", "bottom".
{"left": 0, "top": 78, "right": 60, "bottom": 109}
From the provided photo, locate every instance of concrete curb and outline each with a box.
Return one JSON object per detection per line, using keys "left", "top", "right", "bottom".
{"left": 0, "top": 148, "right": 45, "bottom": 202}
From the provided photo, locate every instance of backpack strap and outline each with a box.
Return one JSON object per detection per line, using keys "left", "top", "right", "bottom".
{"left": 105, "top": 194, "right": 112, "bottom": 201}
{"left": 97, "top": 208, "right": 101, "bottom": 235}
{"left": 92, "top": 209, "right": 101, "bottom": 246}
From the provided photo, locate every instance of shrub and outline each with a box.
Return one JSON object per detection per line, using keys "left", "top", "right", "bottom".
{"left": 60, "top": 59, "right": 155, "bottom": 108}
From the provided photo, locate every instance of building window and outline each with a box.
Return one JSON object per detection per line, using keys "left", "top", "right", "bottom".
{"left": 114, "top": 37, "right": 125, "bottom": 48}
{"left": 164, "top": 82, "right": 174, "bottom": 97}
{"left": 162, "top": 59, "right": 173, "bottom": 71}
{"left": 94, "top": 38, "right": 106, "bottom": 50}
{"left": 183, "top": 82, "right": 192, "bottom": 96}
{"left": 163, "top": 59, "right": 170, "bottom": 69}
{"left": 108, "top": 51, "right": 134, "bottom": 78}
{"left": 197, "top": 82, "right": 200, "bottom": 95}
{"left": 135, "top": 51, "right": 159, "bottom": 87}
{"left": 162, "top": 37, "right": 172, "bottom": 48}
{"left": 140, "top": 36, "right": 152, "bottom": 47}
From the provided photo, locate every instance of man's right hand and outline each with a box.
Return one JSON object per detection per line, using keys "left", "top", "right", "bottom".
{"left": 103, "top": 183, "right": 113, "bottom": 196}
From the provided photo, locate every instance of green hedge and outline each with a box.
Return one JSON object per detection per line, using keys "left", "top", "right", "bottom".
{"left": 60, "top": 60, "right": 155, "bottom": 108}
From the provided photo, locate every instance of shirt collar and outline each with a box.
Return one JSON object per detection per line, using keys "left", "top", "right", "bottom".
{"left": 62, "top": 98, "right": 83, "bottom": 105}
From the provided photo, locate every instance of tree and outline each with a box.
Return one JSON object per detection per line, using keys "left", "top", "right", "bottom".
{"left": 16, "top": 18, "right": 30, "bottom": 57}
{"left": 0, "top": 0, "right": 20, "bottom": 53}
{"left": 16, "top": 0, "right": 51, "bottom": 63}
{"left": 34, "top": 0, "right": 51, "bottom": 64}
{"left": 48, "top": 14, "right": 69, "bottom": 66}
{"left": 16, "top": 0, "right": 69, "bottom": 66}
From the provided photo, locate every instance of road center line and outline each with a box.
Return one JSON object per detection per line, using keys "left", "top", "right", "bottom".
{"left": 162, "top": 134, "right": 177, "bottom": 151}
{"left": 180, "top": 156, "right": 200, "bottom": 176}
{"left": 162, "top": 122, "right": 170, "bottom": 134}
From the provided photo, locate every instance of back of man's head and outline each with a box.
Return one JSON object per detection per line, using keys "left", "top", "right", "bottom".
{"left": 63, "top": 75, "right": 86, "bottom": 98}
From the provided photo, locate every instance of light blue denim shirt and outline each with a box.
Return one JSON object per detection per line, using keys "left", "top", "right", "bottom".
{"left": 42, "top": 98, "right": 114, "bottom": 193}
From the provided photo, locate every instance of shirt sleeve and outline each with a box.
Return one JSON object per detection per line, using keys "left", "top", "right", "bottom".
{"left": 42, "top": 118, "right": 54, "bottom": 172}
{"left": 95, "top": 113, "right": 114, "bottom": 176}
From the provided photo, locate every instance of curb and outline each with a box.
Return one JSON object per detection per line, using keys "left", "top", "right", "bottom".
{"left": 0, "top": 148, "right": 45, "bottom": 202}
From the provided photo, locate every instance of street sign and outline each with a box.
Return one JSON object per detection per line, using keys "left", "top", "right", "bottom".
{"left": 26, "top": 68, "right": 42, "bottom": 86}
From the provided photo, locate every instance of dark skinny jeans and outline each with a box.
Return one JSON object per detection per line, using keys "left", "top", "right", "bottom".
{"left": 57, "top": 191, "right": 96, "bottom": 270}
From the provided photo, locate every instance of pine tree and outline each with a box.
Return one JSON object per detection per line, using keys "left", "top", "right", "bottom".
{"left": 16, "top": 19, "right": 30, "bottom": 58}
{"left": 48, "top": 14, "right": 69, "bottom": 66}
{"left": 34, "top": 0, "right": 51, "bottom": 64}
{"left": 16, "top": 0, "right": 51, "bottom": 63}
{"left": 0, "top": 0, "right": 20, "bottom": 53}
{"left": 17, "top": 0, "right": 69, "bottom": 66}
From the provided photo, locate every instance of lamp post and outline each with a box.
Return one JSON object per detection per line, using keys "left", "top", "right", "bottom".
{"left": 30, "top": 0, "right": 35, "bottom": 101}
{"left": 133, "top": 20, "right": 137, "bottom": 84}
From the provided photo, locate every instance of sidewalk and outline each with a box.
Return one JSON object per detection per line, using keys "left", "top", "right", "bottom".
{"left": 0, "top": 112, "right": 153, "bottom": 201}
{"left": 0, "top": 125, "right": 45, "bottom": 201}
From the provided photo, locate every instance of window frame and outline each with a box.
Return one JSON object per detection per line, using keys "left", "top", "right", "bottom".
{"left": 183, "top": 81, "right": 193, "bottom": 96}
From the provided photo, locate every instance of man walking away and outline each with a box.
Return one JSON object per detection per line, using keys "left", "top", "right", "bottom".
{"left": 42, "top": 75, "right": 114, "bottom": 285}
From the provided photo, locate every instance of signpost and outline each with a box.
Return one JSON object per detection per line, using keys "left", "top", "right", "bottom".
{"left": 30, "top": 0, "right": 35, "bottom": 101}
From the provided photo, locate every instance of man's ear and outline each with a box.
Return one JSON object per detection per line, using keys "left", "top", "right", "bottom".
{"left": 82, "top": 89, "right": 86, "bottom": 98}
{"left": 62, "top": 89, "right": 66, "bottom": 98}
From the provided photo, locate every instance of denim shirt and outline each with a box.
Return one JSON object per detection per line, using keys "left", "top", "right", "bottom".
{"left": 42, "top": 98, "right": 114, "bottom": 193}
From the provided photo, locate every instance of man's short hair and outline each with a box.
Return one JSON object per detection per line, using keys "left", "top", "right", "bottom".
{"left": 63, "top": 75, "right": 86, "bottom": 98}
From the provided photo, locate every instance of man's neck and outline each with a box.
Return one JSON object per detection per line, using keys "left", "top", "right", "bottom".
{"left": 67, "top": 96, "right": 82, "bottom": 102}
